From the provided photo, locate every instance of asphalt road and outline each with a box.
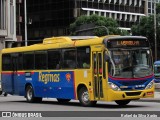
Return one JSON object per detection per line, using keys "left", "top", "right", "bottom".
{"left": 0, "top": 95, "right": 160, "bottom": 120}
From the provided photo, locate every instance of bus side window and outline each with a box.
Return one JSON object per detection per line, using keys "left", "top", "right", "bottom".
{"left": 35, "top": 51, "right": 47, "bottom": 70}
{"left": 77, "top": 47, "right": 90, "bottom": 69}
{"left": 62, "top": 49, "right": 76, "bottom": 69}
{"left": 23, "top": 52, "right": 34, "bottom": 70}
{"left": 2, "top": 54, "right": 12, "bottom": 71}
{"left": 48, "top": 50, "right": 61, "bottom": 69}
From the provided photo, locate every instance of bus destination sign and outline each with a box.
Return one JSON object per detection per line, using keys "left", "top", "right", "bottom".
{"left": 117, "top": 40, "right": 140, "bottom": 46}
{"left": 106, "top": 39, "right": 149, "bottom": 48}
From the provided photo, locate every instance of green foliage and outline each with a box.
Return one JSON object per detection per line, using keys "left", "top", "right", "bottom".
{"left": 131, "top": 15, "right": 158, "bottom": 44}
{"left": 131, "top": 3, "right": 160, "bottom": 60}
{"left": 69, "top": 14, "right": 129, "bottom": 36}
{"left": 120, "top": 29, "right": 130, "bottom": 36}
{"left": 74, "top": 15, "right": 89, "bottom": 26}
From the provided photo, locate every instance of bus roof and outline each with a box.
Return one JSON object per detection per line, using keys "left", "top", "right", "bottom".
{"left": 1, "top": 35, "right": 146, "bottom": 54}
{"left": 1, "top": 36, "right": 106, "bottom": 54}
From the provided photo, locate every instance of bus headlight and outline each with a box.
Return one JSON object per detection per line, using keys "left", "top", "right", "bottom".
{"left": 145, "top": 80, "right": 154, "bottom": 89}
{"left": 108, "top": 82, "right": 121, "bottom": 91}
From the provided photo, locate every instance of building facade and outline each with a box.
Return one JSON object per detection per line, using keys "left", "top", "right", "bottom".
{"left": 2, "top": 0, "right": 159, "bottom": 48}
{"left": 0, "top": 0, "right": 17, "bottom": 49}
{"left": 147, "top": 0, "right": 160, "bottom": 15}
{"left": 17, "top": 0, "right": 160, "bottom": 44}
{"left": 24, "top": 0, "right": 147, "bottom": 41}
{"left": 76, "top": 0, "right": 146, "bottom": 31}
{"left": 25, "top": 0, "right": 75, "bottom": 41}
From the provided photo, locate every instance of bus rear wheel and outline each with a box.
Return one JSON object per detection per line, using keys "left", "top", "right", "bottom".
{"left": 3, "top": 92, "right": 7, "bottom": 97}
{"left": 115, "top": 100, "right": 130, "bottom": 106}
{"left": 26, "top": 85, "right": 42, "bottom": 103}
{"left": 78, "top": 87, "right": 97, "bottom": 107}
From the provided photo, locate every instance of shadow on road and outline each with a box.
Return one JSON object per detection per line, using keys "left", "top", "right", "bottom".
{"left": 8, "top": 99, "right": 149, "bottom": 109}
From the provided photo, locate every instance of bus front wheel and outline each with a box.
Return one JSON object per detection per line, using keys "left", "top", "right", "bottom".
{"left": 25, "top": 85, "right": 42, "bottom": 103}
{"left": 78, "top": 87, "right": 97, "bottom": 107}
{"left": 115, "top": 100, "right": 130, "bottom": 106}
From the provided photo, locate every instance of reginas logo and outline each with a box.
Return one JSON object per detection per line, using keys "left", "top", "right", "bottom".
{"left": 39, "top": 72, "right": 60, "bottom": 84}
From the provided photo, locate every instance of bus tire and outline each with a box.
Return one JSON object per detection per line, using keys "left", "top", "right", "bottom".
{"left": 25, "top": 85, "right": 42, "bottom": 103}
{"left": 0, "top": 91, "right": 2, "bottom": 95}
{"left": 78, "top": 87, "right": 97, "bottom": 107}
{"left": 115, "top": 100, "right": 130, "bottom": 106}
{"left": 57, "top": 98, "right": 71, "bottom": 103}
{"left": 3, "top": 92, "right": 7, "bottom": 97}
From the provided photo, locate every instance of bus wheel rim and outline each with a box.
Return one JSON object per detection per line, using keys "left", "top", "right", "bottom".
{"left": 27, "top": 88, "right": 32, "bottom": 100}
{"left": 82, "top": 91, "right": 89, "bottom": 103}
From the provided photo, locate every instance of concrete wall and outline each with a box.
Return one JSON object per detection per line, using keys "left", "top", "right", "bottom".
{"left": 0, "top": 0, "right": 17, "bottom": 49}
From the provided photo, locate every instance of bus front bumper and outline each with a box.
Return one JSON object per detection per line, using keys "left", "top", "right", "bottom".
{"left": 106, "top": 87, "right": 154, "bottom": 101}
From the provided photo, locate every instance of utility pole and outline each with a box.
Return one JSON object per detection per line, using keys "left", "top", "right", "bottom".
{"left": 24, "top": 0, "right": 27, "bottom": 46}
{"left": 154, "top": 1, "right": 157, "bottom": 61}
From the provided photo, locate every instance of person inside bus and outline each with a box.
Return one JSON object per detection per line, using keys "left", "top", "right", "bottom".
{"left": 82, "top": 56, "right": 90, "bottom": 68}
{"left": 83, "top": 62, "right": 90, "bottom": 68}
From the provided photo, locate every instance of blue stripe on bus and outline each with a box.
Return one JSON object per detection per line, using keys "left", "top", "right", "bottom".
{"left": 2, "top": 71, "right": 75, "bottom": 99}
{"left": 108, "top": 75, "right": 154, "bottom": 91}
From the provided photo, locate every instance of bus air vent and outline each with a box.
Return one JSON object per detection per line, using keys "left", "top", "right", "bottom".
{"left": 125, "top": 92, "right": 141, "bottom": 96}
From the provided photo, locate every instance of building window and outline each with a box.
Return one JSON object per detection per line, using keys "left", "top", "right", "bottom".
{"left": 0, "top": 0, "right": 6, "bottom": 30}
{"left": 10, "top": 0, "right": 14, "bottom": 34}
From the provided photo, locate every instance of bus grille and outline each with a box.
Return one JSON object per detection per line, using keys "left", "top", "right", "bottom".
{"left": 125, "top": 92, "right": 141, "bottom": 96}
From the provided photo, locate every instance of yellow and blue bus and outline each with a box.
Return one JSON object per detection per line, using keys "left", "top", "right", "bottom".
{"left": 1, "top": 35, "right": 154, "bottom": 106}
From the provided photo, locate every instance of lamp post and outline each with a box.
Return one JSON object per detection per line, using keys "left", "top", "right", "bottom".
{"left": 24, "top": 0, "right": 27, "bottom": 46}
{"left": 154, "top": 1, "right": 157, "bottom": 61}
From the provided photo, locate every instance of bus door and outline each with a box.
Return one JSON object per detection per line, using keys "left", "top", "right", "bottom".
{"left": 93, "top": 52, "right": 104, "bottom": 100}
{"left": 11, "top": 54, "right": 18, "bottom": 94}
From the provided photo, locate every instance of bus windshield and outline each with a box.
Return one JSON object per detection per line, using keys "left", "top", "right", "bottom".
{"left": 108, "top": 49, "right": 152, "bottom": 78}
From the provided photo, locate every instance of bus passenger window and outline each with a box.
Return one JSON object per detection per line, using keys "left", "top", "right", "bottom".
{"left": 62, "top": 49, "right": 76, "bottom": 69}
{"left": 23, "top": 52, "right": 34, "bottom": 70}
{"left": 77, "top": 47, "right": 90, "bottom": 69}
{"left": 35, "top": 51, "right": 47, "bottom": 70}
{"left": 48, "top": 50, "right": 61, "bottom": 69}
{"left": 2, "top": 54, "right": 12, "bottom": 71}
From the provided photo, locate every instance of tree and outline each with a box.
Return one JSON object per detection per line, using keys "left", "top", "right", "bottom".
{"left": 131, "top": 3, "right": 160, "bottom": 60}
{"left": 69, "top": 14, "right": 129, "bottom": 36}
{"left": 131, "top": 16, "right": 155, "bottom": 41}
